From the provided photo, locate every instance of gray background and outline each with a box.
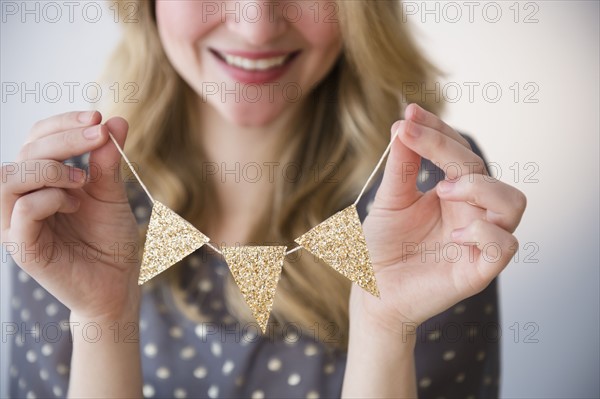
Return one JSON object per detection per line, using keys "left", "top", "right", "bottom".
{"left": 1, "top": 1, "right": 599, "bottom": 398}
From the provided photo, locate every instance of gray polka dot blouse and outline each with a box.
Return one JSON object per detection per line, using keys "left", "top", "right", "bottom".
{"left": 7, "top": 137, "right": 499, "bottom": 398}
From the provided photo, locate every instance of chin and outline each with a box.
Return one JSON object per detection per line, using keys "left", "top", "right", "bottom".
{"left": 216, "top": 102, "right": 289, "bottom": 128}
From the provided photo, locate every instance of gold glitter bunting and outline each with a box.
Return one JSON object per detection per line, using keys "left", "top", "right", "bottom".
{"left": 138, "top": 201, "right": 210, "bottom": 285}
{"left": 221, "top": 246, "right": 287, "bottom": 333}
{"left": 295, "top": 204, "right": 380, "bottom": 297}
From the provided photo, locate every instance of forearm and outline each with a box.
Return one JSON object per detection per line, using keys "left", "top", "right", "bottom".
{"left": 341, "top": 319, "right": 417, "bottom": 398}
{"left": 67, "top": 310, "right": 143, "bottom": 398}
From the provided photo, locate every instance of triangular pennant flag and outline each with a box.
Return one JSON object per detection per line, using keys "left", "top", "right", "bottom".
{"left": 295, "top": 204, "right": 380, "bottom": 297}
{"left": 221, "top": 246, "right": 287, "bottom": 333}
{"left": 138, "top": 200, "right": 210, "bottom": 285}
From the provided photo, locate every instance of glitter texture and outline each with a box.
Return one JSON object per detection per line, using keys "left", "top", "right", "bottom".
{"left": 221, "top": 246, "right": 287, "bottom": 333}
{"left": 138, "top": 201, "right": 210, "bottom": 285}
{"left": 295, "top": 204, "right": 380, "bottom": 297}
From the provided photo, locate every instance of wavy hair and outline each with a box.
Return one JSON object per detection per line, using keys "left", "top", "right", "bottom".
{"left": 101, "top": 0, "right": 443, "bottom": 349}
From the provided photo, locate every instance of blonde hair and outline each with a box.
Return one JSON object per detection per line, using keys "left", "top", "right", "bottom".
{"left": 102, "top": 0, "right": 442, "bottom": 349}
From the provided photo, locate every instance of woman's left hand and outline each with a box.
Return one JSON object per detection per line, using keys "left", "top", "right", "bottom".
{"left": 355, "top": 103, "right": 527, "bottom": 335}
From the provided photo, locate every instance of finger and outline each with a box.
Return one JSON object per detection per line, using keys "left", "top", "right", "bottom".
{"left": 404, "top": 103, "right": 471, "bottom": 149}
{"left": 451, "top": 219, "right": 518, "bottom": 295}
{"left": 373, "top": 120, "right": 422, "bottom": 209}
{"left": 1, "top": 161, "right": 86, "bottom": 231}
{"left": 83, "top": 117, "right": 130, "bottom": 202}
{"left": 17, "top": 124, "right": 109, "bottom": 162}
{"left": 28, "top": 111, "right": 101, "bottom": 142}
{"left": 437, "top": 175, "right": 527, "bottom": 233}
{"left": 10, "top": 188, "right": 80, "bottom": 249}
{"left": 397, "top": 119, "right": 486, "bottom": 180}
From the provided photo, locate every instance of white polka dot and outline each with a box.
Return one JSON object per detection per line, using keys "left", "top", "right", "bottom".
{"left": 135, "top": 206, "right": 149, "bottom": 218}
{"left": 20, "top": 308, "right": 30, "bottom": 321}
{"left": 18, "top": 270, "right": 30, "bottom": 282}
{"left": 210, "top": 300, "right": 223, "bottom": 310}
{"left": 211, "top": 341, "right": 222, "bottom": 357}
{"left": 215, "top": 266, "right": 227, "bottom": 276}
{"left": 484, "top": 304, "right": 494, "bottom": 314}
{"left": 32, "top": 288, "right": 45, "bottom": 301}
{"left": 251, "top": 390, "right": 265, "bottom": 399}
{"left": 466, "top": 395, "right": 476, "bottom": 399}
{"left": 18, "top": 377, "right": 26, "bottom": 389}
{"left": 468, "top": 326, "right": 478, "bottom": 338}
{"left": 288, "top": 373, "right": 301, "bottom": 386}
{"left": 180, "top": 346, "right": 196, "bottom": 360}
{"left": 195, "top": 324, "right": 209, "bottom": 339}
{"left": 284, "top": 330, "right": 299, "bottom": 345}
{"left": 140, "top": 319, "right": 148, "bottom": 331}
{"left": 306, "top": 391, "right": 320, "bottom": 399}
{"left": 41, "top": 343, "right": 53, "bottom": 356}
{"left": 267, "top": 357, "right": 282, "bottom": 371}
{"left": 169, "top": 326, "right": 183, "bottom": 339}
{"left": 46, "top": 303, "right": 59, "bottom": 317}
{"left": 366, "top": 200, "right": 374, "bottom": 213}
{"left": 476, "top": 351, "right": 486, "bottom": 361}
{"left": 304, "top": 344, "right": 318, "bottom": 356}
{"left": 26, "top": 391, "right": 36, "bottom": 399}
{"left": 207, "top": 385, "right": 219, "bottom": 398}
{"left": 11, "top": 297, "right": 21, "bottom": 309}
{"left": 456, "top": 372, "right": 466, "bottom": 383}
{"left": 454, "top": 304, "right": 466, "bottom": 314}
{"left": 419, "top": 377, "right": 432, "bottom": 388}
{"left": 56, "top": 363, "right": 69, "bottom": 375}
{"left": 156, "top": 367, "right": 170, "bottom": 379}
{"left": 194, "top": 366, "right": 207, "bottom": 379}
{"left": 144, "top": 343, "right": 158, "bottom": 358}
{"left": 26, "top": 350, "right": 37, "bottom": 363}
{"left": 52, "top": 385, "right": 63, "bottom": 397}
{"left": 418, "top": 169, "right": 430, "bottom": 183}
{"left": 198, "top": 279, "right": 213, "bottom": 292}
{"left": 174, "top": 388, "right": 187, "bottom": 398}
{"left": 188, "top": 256, "right": 201, "bottom": 268}
{"left": 442, "top": 350, "right": 456, "bottom": 361}
{"left": 484, "top": 375, "right": 493, "bottom": 385}
{"left": 241, "top": 329, "right": 258, "bottom": 345}
{"left": 143, "top": 384, "right": 155, "bottom": 397}
{"left": 323, "top": 363, "right": 335, "bottom": 374}
{"left": 427, "top": 330, "right": 441, "bottom": 341}
{"left": 60, "top": 320, "right": 69, "bottom": 331}
{"left": 9, "top": 366, "right": 18, "bottom": 378}
{"left": 222, "top": 360, "right": 235, "bottom": 375}
{"left": 15, "top": 335, "right": 24, "bottom": 347}
{"left": 235, "top": 376, "right": 245, "bottom": 386}
{"left": 39, "top": 369, "right": 49, "bottom": 381}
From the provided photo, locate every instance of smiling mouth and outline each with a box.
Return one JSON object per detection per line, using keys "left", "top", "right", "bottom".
{"left": 209, "top": 49, "right": 300, "bottom": 72}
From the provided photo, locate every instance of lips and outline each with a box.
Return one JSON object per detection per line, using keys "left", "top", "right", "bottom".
{"left": 209, "top": 48, "right": 300, "bottom": 84}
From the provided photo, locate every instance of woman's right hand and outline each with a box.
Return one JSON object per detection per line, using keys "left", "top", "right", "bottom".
{"left": 1, "top": 111, "right": 142, "bottom": 322}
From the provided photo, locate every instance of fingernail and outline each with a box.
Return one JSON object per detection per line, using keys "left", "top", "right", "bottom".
{"left": 451, "top": 228, "right": 464, "bottom": 240}
{"left": 437, "top": 180, "right": 453, "bottom": 193}
{"left": 83, "top": 125, "right": 99, "bottom": 139}
{"left": 78, "top": 111, "right": 95, "bottom": 123}
{"left": 69, "top": 168, "right": 86, "bottom": 183}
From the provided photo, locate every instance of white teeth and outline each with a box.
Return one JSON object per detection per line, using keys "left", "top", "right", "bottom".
{"left": 222, "top": 54, "right": 288, "bottom": 71}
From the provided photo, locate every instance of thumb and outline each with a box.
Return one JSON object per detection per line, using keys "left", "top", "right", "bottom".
{"left": 84, "top": 117, "right": 130, "bottom": 202}
{"left": 373, "top": 120, "right": 421, "bottom": 209}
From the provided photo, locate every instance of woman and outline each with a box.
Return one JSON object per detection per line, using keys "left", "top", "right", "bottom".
{"left": 3, "top": 1, "right": 526, "bottom": 398}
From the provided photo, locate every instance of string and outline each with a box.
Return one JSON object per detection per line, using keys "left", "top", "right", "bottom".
{"left": 353, "top": 129, "right": 399, "bottom": 206}
{"left": 285, "top": 246, "right": 302, "bottom": 256}
{"left": 109, "top": 133, "right": 154, "bottom": 203}
{"left": 205, "top": 242, "right": 223, "bottom": 255}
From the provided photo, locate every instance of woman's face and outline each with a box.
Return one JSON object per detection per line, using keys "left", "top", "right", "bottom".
{"left": 155, "top": 1, "right": 343, "bottom": 127}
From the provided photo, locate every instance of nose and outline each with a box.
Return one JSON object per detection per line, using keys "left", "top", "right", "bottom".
{"left": 225, "top": 1, "right": 287, "bottom": 46}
